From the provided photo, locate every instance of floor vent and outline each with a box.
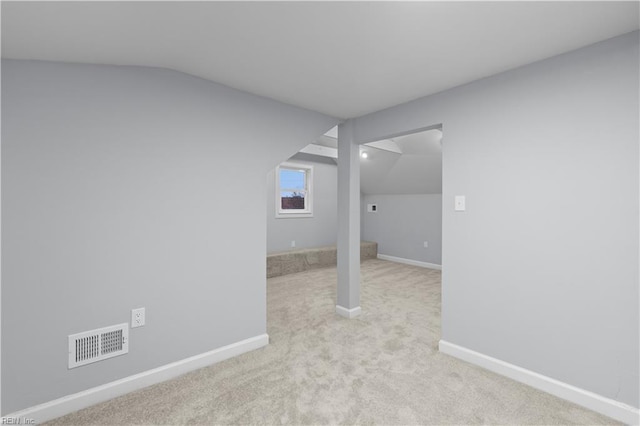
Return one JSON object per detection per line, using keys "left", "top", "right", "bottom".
{"left": 68, "top": 323, "right": 129, "bottom": 369}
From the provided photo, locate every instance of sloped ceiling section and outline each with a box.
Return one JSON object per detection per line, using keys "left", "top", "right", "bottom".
{"left": 2, "top": 2, "right": 638, "bottom": 118}
{"left": 361, "top": 129, "right": 442, "bottom": 195}
{"left": 301, "top": 128, "right": 442, "bottom": 195}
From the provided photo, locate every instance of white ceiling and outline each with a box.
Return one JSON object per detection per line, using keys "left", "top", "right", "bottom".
{"left": 2, "top": 2, "right": 638, "bottom": 119}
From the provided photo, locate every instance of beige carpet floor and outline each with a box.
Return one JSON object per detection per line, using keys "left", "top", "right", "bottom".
{"left": 48, "top": 259, "right": 618, "bottom": 425}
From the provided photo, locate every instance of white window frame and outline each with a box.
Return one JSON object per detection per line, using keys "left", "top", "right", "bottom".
{"left": 276, "top": 162, "right": 313, "bottom": 218}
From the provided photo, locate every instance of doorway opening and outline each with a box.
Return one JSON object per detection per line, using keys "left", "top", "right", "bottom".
{"left": 360, "top": 126, "right": 443, "bottom": 270}
{"left": 264, "top": 124, "right": 443, "bottom": 328}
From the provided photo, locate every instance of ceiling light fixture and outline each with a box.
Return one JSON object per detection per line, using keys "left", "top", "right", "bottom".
{"left": 361, "top": 152, "right": 368, "bottom": 159}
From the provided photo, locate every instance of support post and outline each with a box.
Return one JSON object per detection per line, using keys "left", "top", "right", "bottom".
{"left": 336, "top": 120, "right": 361, "bottom": 318}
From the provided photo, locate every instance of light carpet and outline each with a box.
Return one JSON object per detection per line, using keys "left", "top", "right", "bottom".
{"left": 47, "top": 259, "right": 619, "bottom": 425}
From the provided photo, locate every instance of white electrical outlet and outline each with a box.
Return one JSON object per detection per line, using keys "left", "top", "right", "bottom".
{"left": 131, "top": 308, "right": 145, "bottom": 328}
{"left": 455, "top": 195, "right": 466, "bottom": 211}
{"left": 423, "top": 241, "right": 429, "bottom": 248}
{"left": 291, "top": 240, "right": 296, "bottom": 248}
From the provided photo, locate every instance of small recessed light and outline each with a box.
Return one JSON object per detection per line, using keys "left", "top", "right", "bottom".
{"left": 361, "top": 152, "right": 368, "bottom": 159}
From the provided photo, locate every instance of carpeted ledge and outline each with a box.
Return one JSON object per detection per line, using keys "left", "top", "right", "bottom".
{"left": 46, "top": 259, "right": 620, "bottom": 425}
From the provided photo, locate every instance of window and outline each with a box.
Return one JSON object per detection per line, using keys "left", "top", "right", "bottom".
{"left": 276, "top": 162, "right": 313, "bottom": 218}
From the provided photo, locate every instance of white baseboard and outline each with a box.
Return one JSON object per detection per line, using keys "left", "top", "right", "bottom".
{"left": 5, "top": 334, "right": 269, "bottom": 425}
{"left": 336, "top": 305, "right": 361, "bottom": 319}
{"left": 377, "top": 254, "right": 442, "bottom": 270}
{"left": 439, "top": 340, "right": 640, "bottom": 425}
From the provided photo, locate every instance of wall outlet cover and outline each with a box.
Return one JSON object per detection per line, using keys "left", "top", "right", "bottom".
{"left": 131, "top": 308, "right": 145, "bottom": 328}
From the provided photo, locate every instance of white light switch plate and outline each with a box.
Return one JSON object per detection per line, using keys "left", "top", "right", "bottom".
{"left": 455, "top": 196, "right": 466, "bottom": 211}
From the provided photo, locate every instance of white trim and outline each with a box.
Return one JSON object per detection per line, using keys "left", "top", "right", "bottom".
{"left": 5, "top": 334, "right": 269, "bottom": 424}
{"left": 377, "top": 254, "right": 442, "bottom": 270}
{"left": 336, "top": 305, "right": 361, "bottom": 319}
{"left": 275, "top": 162, "right": 313, "bottom": 218}
{"left": 299, "top": 143, "right": 338, "bottom": 159}
{"left": 438, "top": 340, "right": 640, "bottom": 425}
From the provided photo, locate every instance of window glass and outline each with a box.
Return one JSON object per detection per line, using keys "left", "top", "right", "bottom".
{"left": 279, "top": 169, "right": 305, "bottom": 190}
{"left": 276, "top": 163, "right": 313, "bottom": 218}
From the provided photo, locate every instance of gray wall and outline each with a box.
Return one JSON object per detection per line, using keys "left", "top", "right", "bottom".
{"left": 353, "top": 32, "right": 639, "bottom": 408}
{"left": 1, "top": 59, "right": 337, "bottom": 413}
{"left": 360, "top": 192, "right": 365, "bottom": 238}
{"left": 363, "top": 194, "right": 442, "bottom": 265}
{"left": 266, "top": 153, "right": 337, "bottom": 253}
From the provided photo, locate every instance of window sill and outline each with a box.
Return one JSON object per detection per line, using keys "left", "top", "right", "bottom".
{"left": 276, "top": 212, "right": 314, "bottom": 219}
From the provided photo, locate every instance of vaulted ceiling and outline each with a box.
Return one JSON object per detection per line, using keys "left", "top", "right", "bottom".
{"left": 2, "top": 2, "right": 638, "bottom": 119}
